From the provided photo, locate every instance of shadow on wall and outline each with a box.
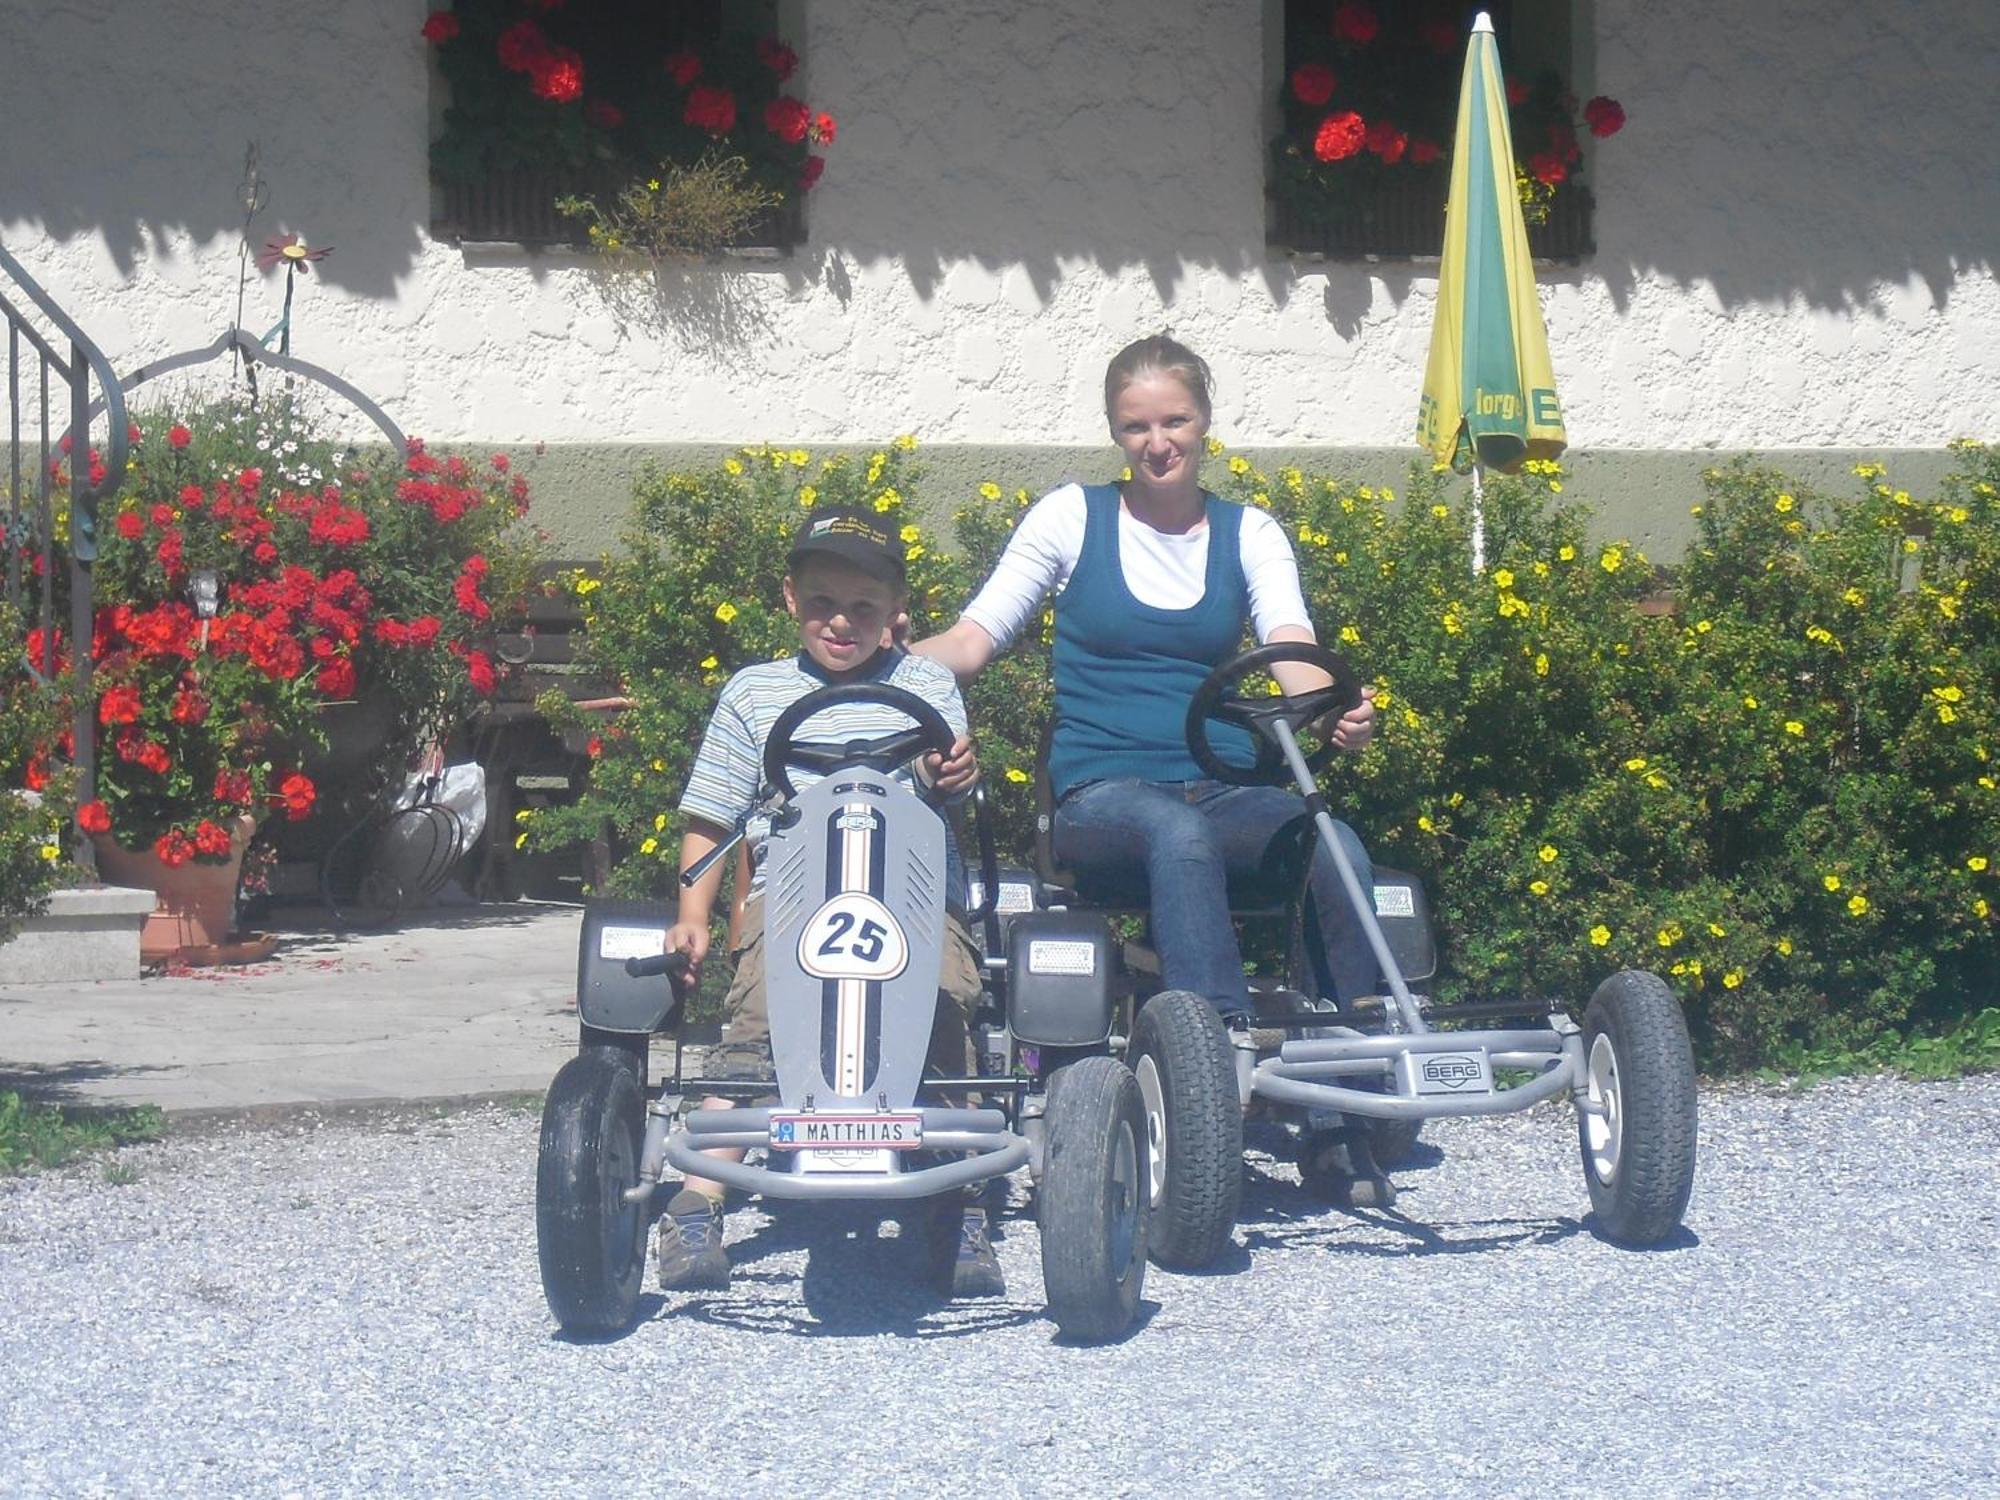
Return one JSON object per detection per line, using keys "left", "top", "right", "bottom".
{"left": 1, "top": 0, "right": 1994, "bottom": 322}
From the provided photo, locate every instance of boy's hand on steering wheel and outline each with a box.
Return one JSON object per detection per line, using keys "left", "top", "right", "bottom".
{"left": 1326, "top": 684, "right": 1376, "bottom": 753}
{"left": 664, "top": 921, "right": 710, "bottom": 986}
{"left": 919, "top": 733, "right": 979, "bottom": 797}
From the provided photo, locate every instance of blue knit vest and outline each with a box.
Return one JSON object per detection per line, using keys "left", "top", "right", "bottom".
{"left": 1048, "top": 486, "right": 1254, "bottom": 798}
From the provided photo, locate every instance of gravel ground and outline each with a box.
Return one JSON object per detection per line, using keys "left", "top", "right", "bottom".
{"left": 3, "top": 1073, "right": 1996, "bottom": 1499}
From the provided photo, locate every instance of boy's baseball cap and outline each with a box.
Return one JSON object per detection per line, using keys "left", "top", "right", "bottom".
{"left": 788, "top": 505, "right": 905, "bottom": 584}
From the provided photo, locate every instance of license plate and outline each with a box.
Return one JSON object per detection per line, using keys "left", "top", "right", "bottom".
{"left": 768, "top": 1113, "right": 923, "bottom": 1150}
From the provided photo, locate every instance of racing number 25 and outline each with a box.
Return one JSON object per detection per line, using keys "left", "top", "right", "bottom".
{"left": 815, "top": 910, "right": 887, "bottom": 963}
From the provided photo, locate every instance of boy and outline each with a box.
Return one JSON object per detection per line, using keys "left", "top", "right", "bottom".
{"left": 658, "top": 505, "right": 1003, "bottom": 1297}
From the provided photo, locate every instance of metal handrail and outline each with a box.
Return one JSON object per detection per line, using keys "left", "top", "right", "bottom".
{"left": 0, "top": 240, "right": 127, "bottom": 817}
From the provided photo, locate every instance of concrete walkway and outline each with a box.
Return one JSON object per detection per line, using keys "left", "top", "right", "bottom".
{"left": 0, "top": 902, "right": 591, "bottom": 1115}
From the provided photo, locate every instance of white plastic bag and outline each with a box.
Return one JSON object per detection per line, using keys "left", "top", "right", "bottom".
{"left": 369, "top": 761, "right": 487, "bottom": 905}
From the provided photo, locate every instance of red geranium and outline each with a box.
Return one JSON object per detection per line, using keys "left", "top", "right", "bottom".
{"left": 1312, "top": 111, "right": 1367, "bottom": 163}
{"left": 530, "top": 48, "right": 585, "bottom": 104}
{"left": 277, "top": 772, "right": 317, "bottom": 821}
{"left": 214, "top": 769, "right": 253, "bottom": 806}
{"left": 1365, "top": 120, "right": 1408, "bottom": 164}
{"left": 810, "top": 111, "right": 837, "bottom": 147}
{"left": 98, "top": 683, "right": 143, "bottom": 725}
{"left": 1291, "top": 64, "right": 1336, "bottom": 107}
{"left": 1528, "top": 151, "right": 1568, "bottom": 186}
{"left": 496, "top": 19, "right": 548, "bottom": 73}
{"left": 317, "top": 655, "right": 358, "bottom": 699}
{"left": 154, "top": 829, "right": 196, "bottom": 867}
{"left": 800, "top": 155, "right": 826, "bottom": 191}
{"left": 684, "top": 85, "right": 737, "bottom": 135}
{"left": 168, "top": 423, "right": 193, "bottom": 448}
{"left": 464, "top": 650, "right": 497, "bottom": 696}
{"left": 1583, "top": 95, "right": 1626, "bottom": 138}
{"left": 765, "top": 96, "right": 810, "bottom": 145}
{"left": 1330, "top": 4, "right": 1379, "bottom": 45}
{"left": 663, "top": 49, "right": 701, "bottom": 87}
{"left": 755, "top": 37, "right": 797, "bottom": 81}
{"left": 420, "top": 11, "right": 458, "bottom": 44}
{"left": 170, "top": 686, "right": 210, "bottom": 725}
{"left": 116, "top": 511, "right": 145, "bottom": 540}
{"left": 193, "top": 820, "right": 234, "bottom": 858}
{"left": 77, "top": 800, "right": 112, "bottom": 835}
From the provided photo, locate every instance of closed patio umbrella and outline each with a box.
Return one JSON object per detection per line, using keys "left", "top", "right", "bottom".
{"left": 1416, "top": 11, "right": 1567, "bottom": 573}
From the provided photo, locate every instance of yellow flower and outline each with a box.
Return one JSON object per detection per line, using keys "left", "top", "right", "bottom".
{"left": 1774, "top": 493, "right": 1795, "bottom": 513}
{"left": 1939, "top": 705, "right": 1958, "bottom": 724}
{"left": 646, "top": 178, "right": 661, "bottom": 191}
{"left": 514, "top": 832, "right": 530, "bottom": 850}
{"left": 1431, "top": 504, "right": 1450, "bottom": 519}
{"left": 1205, "top": 436, "right": 1225, "bottom": 457}
{"left": 789, "top": 448, "right": 810, "bottom": 467}
{"left": 1722, "top": 971, "right": 1743, "bottom": 989}
{"left": 1442, "top": 610, "right": 1462, "bottom": 635}
{"left": 38, "top": 840, "right": 59, "bottom": 862}
{"left": 1493, "top": 569, "right": 1514, "bottom": 589}
{"left": 514, "top": 808, "right": 534, "bottom": 825}
{"left": 1656, "top": 923, "right": 1682, "bottom": 948}
{"left": 1339, "top": 625, "right": 1361, "bottom": 645}
{"left": 1939, "top": 597, "right": 1960, "bottom": 619}
{"left": 874, "top": 497, "right": 895, "bottom": 513}
{"left": 651, "top": 759, "right": 666, "bottom": 773}
{"left": 1776, "top": 937, "right": 1793, "bottom": 956}
{"left": 640, "top": 837, "right": 658, "bottom": 856}
{"left": 1529, "top": 880, "right": 1549, "bottom": 896}
{"left": 1558, "top": 544, "right": 1575, "bottom": 562}
{"left": 1695, "top": 619, "right": 1713, "bottom": 634}
{"left": 1975, "top": 899, "right": 1991, "bottom": 919}
{"left": 979, "top": 481, "right": 1002, "bottom": 501}
{"left": 723, "top": 458, "right": 743, "bottom": 476}
{"left": 1707, "top": 922, "right": 1726, "bottom": 937}
{"left": 1534, "top": 652, "right": 1549, "bottom": 677}
{"left": 866, "top": 454, "right": 886, "bottom": 483}
{"left": 1842, "top": 588, "right": 1866, "bottom": 607}
{"left": 714, "top": 602, "right": 738, "bottom": 624}
{"left": 893, "top": 433, "right": 917, "bottom": 451}
{"left": 1599, "top": 546, "right": 1624, "bottom": 573}
{"left": 907, "top": 544, "right": 926, "bottom": 561}
{"left": 1822, "top": 874, "right": 1842, "bottom": 892}
{"left": 1645, "top": 772, "right": 1668, "bottom": 789}
{"left": 1624, "top": 757, "right": 1649, "bottom": 772}
{"left": 1589, "top": 925, "right": 1611, "bottom": 947}
{"left": 1742, "top": 695, "right": 1759, "bottom": 710}
{"left": 1847, "top": 894, "right": 1869, "bottom": 917}
{"left": 1970, "top": 856, "right": 1989, "bottom": 872}
{"left": 1417, "top": 815, "right": 1435, "bottom": 833}
{"left": 900, "top": 523, "right": 922, "bottom": 544}
{"left": 1784, "top": 720, "right": 1805, "bottom": 736}
{"left": 653, "top": 813, "right": 668, "bottom": 832}
{"left": 1538, "top": 844, "right": 1558, "bottom": 864}
{"left": 1934, "top": 685, "right": 1964, "bottom": 702}
{"left": 1004, "top": 767, "right": 1030, "bottom": 784}
{"left": 1228, "top": 456, "right": 1250, "bottom": 475}
{"left": 1947, "top": 506, "right": 1970, "bottom": 524}
{"left": 699, "top": 655, "right": 718, "bottom": 670}
{"left": 574, "top": 576, "right": 601, "bottom": 596}
{"left": 1902, "top": 538, "right": 1920, "bottom": 554}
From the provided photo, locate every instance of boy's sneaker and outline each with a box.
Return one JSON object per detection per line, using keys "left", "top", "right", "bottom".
{"left": 656, "top": 1189, "right": 730, "bottom": 1291}
{"left": 939, "top": 1204, "right": 1007, "bottom": 1298}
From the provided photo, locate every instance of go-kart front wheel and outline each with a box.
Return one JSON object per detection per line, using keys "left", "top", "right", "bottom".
{"left": 536, "top": 1047, "right": 649, "bottom": 1335}
{"left": 1039, "top": 1057, "right": 1148, "bottom": 1343}
{"left": 1577, "top": 970, "right": 1698, "bottom": 1245}
{"left": 1130, "top": 991, "right": 1241, "bottom": 1268}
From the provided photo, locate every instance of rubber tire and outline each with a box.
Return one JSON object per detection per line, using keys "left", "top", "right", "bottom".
{"left": 536, "top": 1047, "right": 648, "bottom": 1335}
{"left": 1578, "top": 970, "right": 1698, "bottom": 1245}
{"left": 1129, "top": 991, "right": 1243, "bottom": 1269}
{"left": 579, "top": 1024, "right": 648, "bottom": 1091}
{"left": 1362, "top": 1111, "right": 1424, "bottom": 1168}
{"left": 1039, "top": 1056, "right": 1148, "bottom": 1343}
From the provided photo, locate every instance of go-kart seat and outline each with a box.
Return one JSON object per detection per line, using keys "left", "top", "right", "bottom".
{"left": 1030, "top": 719, "right": 1302, "bottom": 919}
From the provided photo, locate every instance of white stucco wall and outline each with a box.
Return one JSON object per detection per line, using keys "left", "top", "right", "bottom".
{"left": 4, "top": 0, "right": 1996, "bottom": 453}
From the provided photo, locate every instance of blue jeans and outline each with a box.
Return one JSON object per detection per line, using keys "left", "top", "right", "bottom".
{"left": 1051, "top": 779, "right": 1376, "bottom": 1016}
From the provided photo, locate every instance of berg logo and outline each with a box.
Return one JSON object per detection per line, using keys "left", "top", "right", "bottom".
{"left": 1423, "top": 1056, "right": 1484, "bottom": 1089}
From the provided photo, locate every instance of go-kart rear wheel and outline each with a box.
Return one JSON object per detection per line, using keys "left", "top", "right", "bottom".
{"left": 536, "top": 1047, "right": 648, "bottom": 1335}
{"left": 1039, "top": 1056, "right": 1148, "bottom": 1343}
{"left": 1130, "top": 991, "right": 1242, "bottom": 1268}
{"left": 1577, "top": 970, "right": 1698, "bottom": 1245}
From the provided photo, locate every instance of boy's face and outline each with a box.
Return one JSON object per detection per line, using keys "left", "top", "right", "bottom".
{"left": 784, "top": 556, "right": 904, "bottom": 677}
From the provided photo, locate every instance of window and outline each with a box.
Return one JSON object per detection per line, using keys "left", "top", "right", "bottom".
{"left": 426, "top": 0, "right": 809, "bottom": 251}
{"left": 1269, "top": 1, "right": 1596, "bottom": 260}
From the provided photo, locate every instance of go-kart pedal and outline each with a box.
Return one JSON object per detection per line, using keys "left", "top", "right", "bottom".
{"left": 933, "top": 1200, "right": 1007, "bottom": 1298}
{"left": 656, "top": 1189, "right": 732, "bottom": 1291}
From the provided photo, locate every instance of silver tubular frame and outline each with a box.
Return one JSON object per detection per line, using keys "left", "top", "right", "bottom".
{"left": 1251, "top": 721, "right": 1588, "bottom": 1119}
{"left": 661, "top": 1105, "right": 1028, "bottom": 1201}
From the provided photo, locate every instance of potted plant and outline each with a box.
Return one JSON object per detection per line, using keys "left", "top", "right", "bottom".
{"left": 35, "top": 399, "right": 539, "bottom": 961}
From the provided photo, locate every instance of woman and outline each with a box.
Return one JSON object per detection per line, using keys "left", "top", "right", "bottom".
{"left": 914, "top": 335, "right": 1378, "bottom": 1018}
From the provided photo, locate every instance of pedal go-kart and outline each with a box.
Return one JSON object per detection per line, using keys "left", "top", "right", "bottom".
{"left": 536, "top": 683, "right": 1151, "bottom": 1341}
{"left": 983, "top": 643, "right": 1699, "bottom": 1267}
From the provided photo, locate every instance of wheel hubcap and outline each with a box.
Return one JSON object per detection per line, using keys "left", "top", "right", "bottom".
{"left": 1585, "top": 1033, "right": 1623, "bottom": 1186}
{"left": 1135, "top": 1052, "right": 1167, "bottom": 1209}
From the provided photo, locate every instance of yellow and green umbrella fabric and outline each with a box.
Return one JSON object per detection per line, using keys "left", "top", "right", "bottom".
{"left": 1417, "top": 12, "right": 1566, "bottom": 478}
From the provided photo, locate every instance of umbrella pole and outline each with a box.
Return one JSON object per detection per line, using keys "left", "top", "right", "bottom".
{"left": 1470, "top": 463, "right": 1486, "bottom": 575}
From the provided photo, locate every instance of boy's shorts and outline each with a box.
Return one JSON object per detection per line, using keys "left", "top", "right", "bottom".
{"left": 712, "top": 892, "right": 984, "bottom": 1082}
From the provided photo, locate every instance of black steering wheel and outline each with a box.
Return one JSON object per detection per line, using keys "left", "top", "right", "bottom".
{"left": 762, "top": 681, "right": 959, "bottom": 799}
{"left": 1184, "top": 642, "right": 1363, "bottom": 787}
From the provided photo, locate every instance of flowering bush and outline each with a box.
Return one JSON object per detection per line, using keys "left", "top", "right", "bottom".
{"left": 425, "top": 1, "right": 834, "bottom": 254}
{"left": 32, "top": 398, "right": 539, "bottom": 866}
{"left": 1272, "top": 2, "right": 1624, "bottom": 232}
{"left": 0, "top": 598, "right": 77, "bottom": 938}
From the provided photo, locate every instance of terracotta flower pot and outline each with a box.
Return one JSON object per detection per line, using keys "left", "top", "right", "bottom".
{"left": 92, "top": 814, "right": 259, "bottom": 963}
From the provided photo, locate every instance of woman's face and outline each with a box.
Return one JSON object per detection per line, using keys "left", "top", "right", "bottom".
{"left": 1109, "top": 372, "right": 1209, "bottom": 493}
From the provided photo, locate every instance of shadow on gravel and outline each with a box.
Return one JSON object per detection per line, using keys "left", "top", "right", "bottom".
{"left": 1582, "top": 1217, "right": 1701, "bottom": 1252}
{"left": 1242, "top": 1207, "right": 1586, "bottom": 1259}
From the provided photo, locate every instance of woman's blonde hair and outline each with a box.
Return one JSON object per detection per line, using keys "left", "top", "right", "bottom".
{"left": 1103, "top": 334, "right": 1214, "bottom": 423}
